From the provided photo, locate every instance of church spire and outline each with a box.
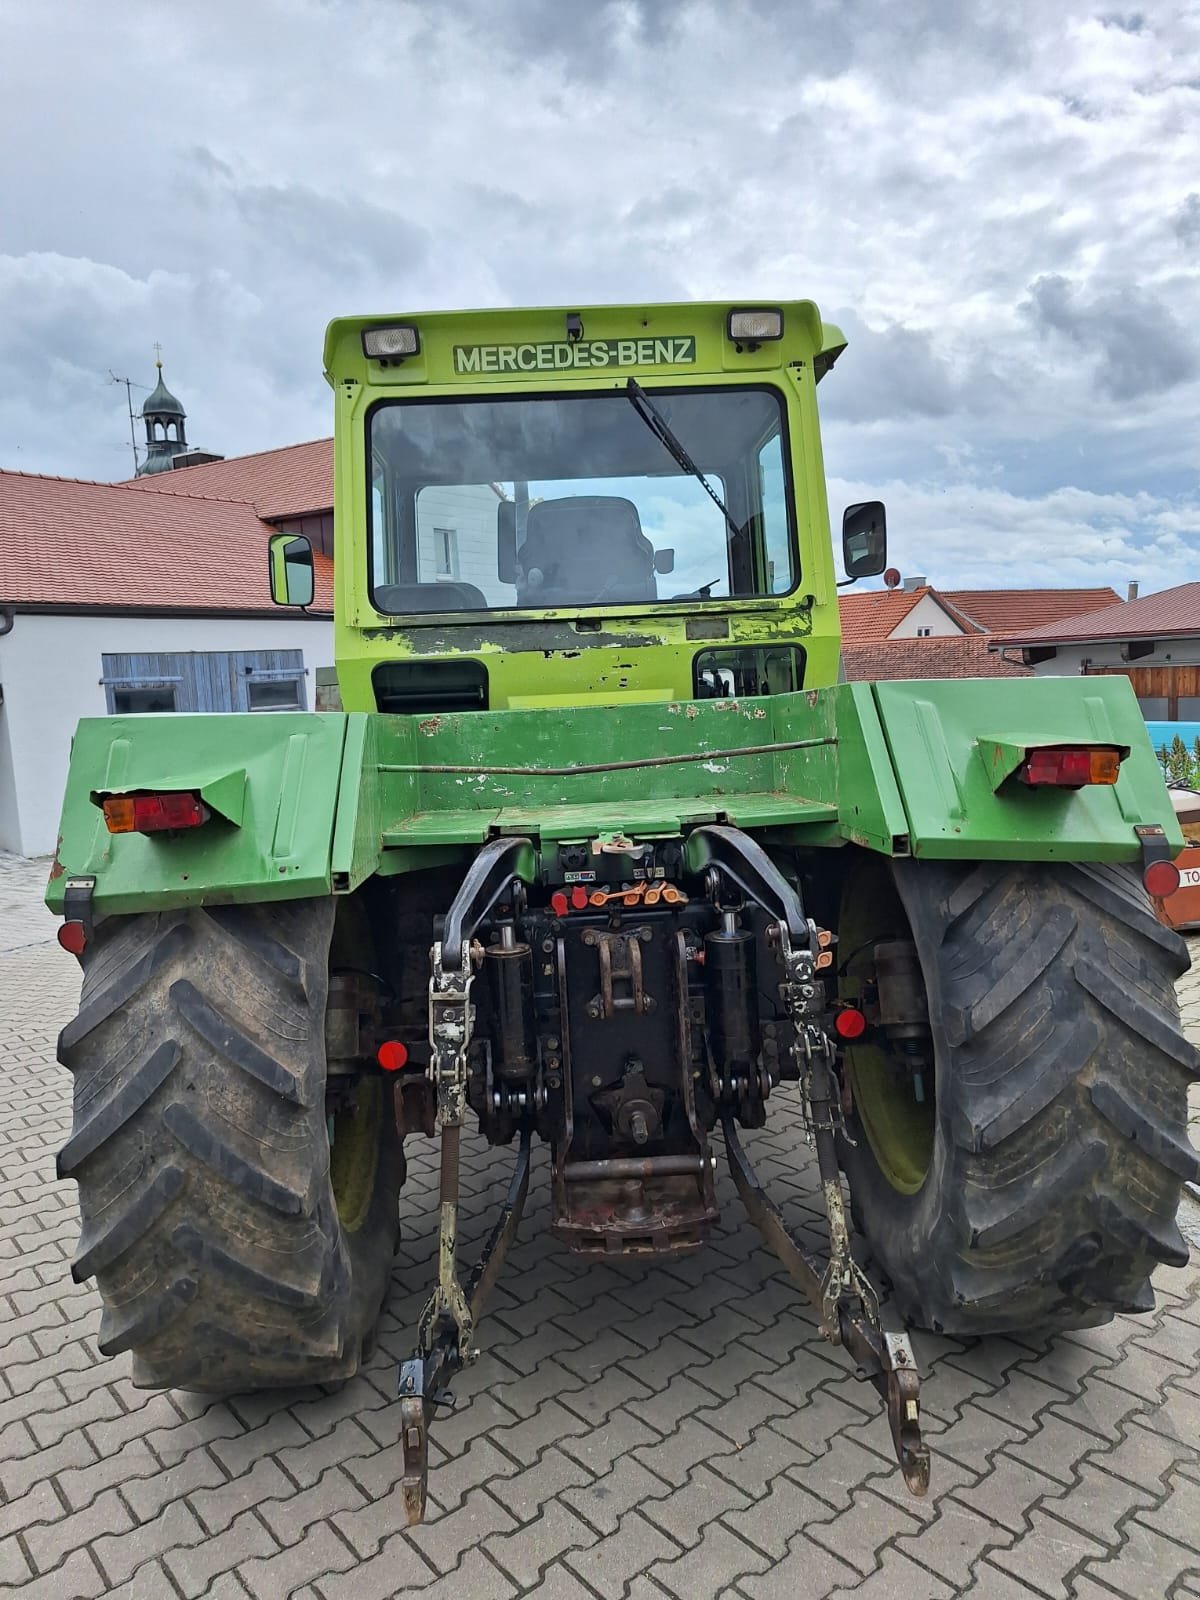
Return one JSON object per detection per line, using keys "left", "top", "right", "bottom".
{"left": 135, "top": 346, "right": 189, "bottom": 476}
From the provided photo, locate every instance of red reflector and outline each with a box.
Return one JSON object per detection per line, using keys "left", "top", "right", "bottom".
{"left": 1143, "top": 859, "right": 1181, "bottom": 898}
{"left": 550, "top": 890, "right": 569, "bottom": 917}
{"left": 377, "top": 1040, "right": 409, "bottom": 1072}
{"left": 1019, "top": 747, "right": 1121, "bottom": 788}
{"left": 570, "top": 885, "right": 590, "bottom": 910}
{"left": 834, "top": 1008, "right": 867, "bottom": 1041}
{"left": 57, "top": 920, "right": 87, "bottom": 956}
{"left": 103, "top": 792, "right": 208, "bottom": 834}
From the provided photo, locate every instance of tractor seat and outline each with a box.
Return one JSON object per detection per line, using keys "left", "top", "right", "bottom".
{"left": 374, "top": 581, "right": 489, "bottom": 615}
{"left": 516, "top": 496, "right": 657, "bottom": 606}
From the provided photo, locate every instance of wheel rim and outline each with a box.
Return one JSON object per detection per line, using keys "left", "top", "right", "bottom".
{"left": 330, "top": 1077, "right": 382, "bottom": 1233}
{"left": 839, "top": 857, "right": 935, "bottom": 1197}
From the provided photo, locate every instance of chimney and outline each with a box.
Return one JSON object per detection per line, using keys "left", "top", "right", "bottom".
{"left": 1127, "top": 581, "right": 1139, "bottom": 602}
{"left": 903, "top": 575, "right": 927, "bottom": 592}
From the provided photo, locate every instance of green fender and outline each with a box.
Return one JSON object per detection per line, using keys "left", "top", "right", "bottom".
{"left": 47, "top": 677, "right": 1179, "bottom": 919}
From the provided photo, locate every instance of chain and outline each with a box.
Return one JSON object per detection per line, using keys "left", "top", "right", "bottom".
{"left": 417, "top": 941, "right": 477, "bottom": 1362}
{"left": 429, "top": 939, "right": 474, "bottom": 1128}
{"left": 774, "top": 922, "right": 877, "bottom": 1337}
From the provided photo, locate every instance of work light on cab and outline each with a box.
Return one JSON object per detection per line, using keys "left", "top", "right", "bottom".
{"left": 361, "top": 324, "right": 420, "bottom": 360}
{"left": 102, "top": 792, "right": 209, "bottom": 834}
{"left": 726, "top": 307, "right": 784, "bottom": 343}
{"left": 1018, "top": 746, "right": 1123, "bottom": 788}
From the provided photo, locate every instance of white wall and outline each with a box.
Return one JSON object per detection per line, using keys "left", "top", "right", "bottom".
{"left": 0, "top": 612, "right": 333, "bottom": 857}
{"left": 1027, "top": 638, "right": 1199, "bottom": 676}
{"left": 415, "top": 484, "right": 505, "bottom": 599}
{"left": 888, "top": 592, "right": 964, "bottom": 638}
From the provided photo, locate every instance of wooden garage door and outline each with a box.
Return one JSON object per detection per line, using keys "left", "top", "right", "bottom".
{"left": 100, "top": 650, "right": 307, "bottom": 714}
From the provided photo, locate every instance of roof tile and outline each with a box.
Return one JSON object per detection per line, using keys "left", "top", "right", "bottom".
{"left": 0, "top": 469, "right": 332, "bottom": 612}
{"left": 120, "top": 438, "right": 333, "bottom": 521}
{"left": 842, "top": 636, "right": 1032, "bottom": 681}
{"left": 997, "top": 582, "right": 1200, "bottom": 646}
{"left": 941, "top": 587, "right": 1123, "bottom": 634}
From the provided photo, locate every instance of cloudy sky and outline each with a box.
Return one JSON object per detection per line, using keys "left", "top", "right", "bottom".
{"left": 2, "top": 0, "right": 1197, "bottom": 591}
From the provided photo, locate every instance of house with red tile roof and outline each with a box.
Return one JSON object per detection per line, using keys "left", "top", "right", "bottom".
{"left": 843, "top": 636, "right": 1032, "bottom": 682}
{"left": 991, "top": 581, "right": 1200, "bottom": 723}
{"left": 123, "top": 437, "right": 335, "bottom": 539}
{"left": 941, "top": 587, "right": 1121, "bottom": 635}
{"left": 837, "top": 581, "right": 1121, "bottom": 648}
{"left": 838, "top": 583, "right": 972, "bottom": 643}
{"left": 0, "top": 465, "right": 333, "bottom": 857}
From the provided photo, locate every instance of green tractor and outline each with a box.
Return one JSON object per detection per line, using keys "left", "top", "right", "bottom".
{"left": 49, "top": 300, "right": 1198, "bottom": 1520}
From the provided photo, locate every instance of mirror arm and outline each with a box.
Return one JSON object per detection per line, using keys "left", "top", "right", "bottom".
{"left": 836, "top": 575, "right": 860, "bottom": 588}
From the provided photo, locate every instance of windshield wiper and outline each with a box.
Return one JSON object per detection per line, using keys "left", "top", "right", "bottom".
{"left": 625, "top": 378, "right": 741, "bottom": 545}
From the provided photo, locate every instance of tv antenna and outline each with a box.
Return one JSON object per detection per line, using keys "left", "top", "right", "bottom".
{"left": 108, "top": 370, "right": 149, "bottom": 474}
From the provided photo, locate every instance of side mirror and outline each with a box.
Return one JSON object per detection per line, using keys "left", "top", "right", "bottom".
{"left": 653, "top": 547, "right": 675, "bottom": 575}
{"left": 842, "top": 501, "right": 887, "bottom": 578}
{"left": 268, "top": 533, "right": 315, "bottom": 607}
{"left": 497, "top": 501, "right": 517, "bottom": 585}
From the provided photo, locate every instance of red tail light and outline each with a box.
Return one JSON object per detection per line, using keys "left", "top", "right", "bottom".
{"left": 103, "top": 792, "right": 209, "bottom": 834}
{"left": 834, "top": 1007, "right": 868, "bottom": 1040}
{"left": 57, "top": 921, "right": 87, "bottom": 956}
{"left": 377, "top": 1041, "right": 409, "bottom": 1072}
{"left": 1143, "top": 859, "right": 1181, "bottom": 898}
{"left": 1018, "top": 747, "right": 1122, "bottom": 788}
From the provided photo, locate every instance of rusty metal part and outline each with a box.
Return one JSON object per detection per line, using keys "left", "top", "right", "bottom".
{"left": 722, "top": 1116, "right": 929, "bottom": 1497}
{"left": 561, "top": 1153, "right": 705, "bottom": 1180}
{"left": 582, "top": 927, "right": 653, "bottom": 1018}
{"left": 393, "top": 1072, "right": 437, "bottom": 1138}
{"left": 377, "top": 734, "right": 835, "bottom": 780}
{"left": 839, "top": 1321, "right": 931, "bottom": 1496}
{"left": 325, "top": 969, "right": 381, "bottom": 1071}
{"left": 555, "top": 1169, "right": 716, "bottom": 1254}
{"left": 399, "top": 1127, "right": 532, "bottom": 1524}
{"left": 874, "top": 939, "right": 928, "bottom": 1038}
{"left": 414, "top": 929, "right": 478, "bottom": 1370}
{"left": 593, "top": 1061, "right": 664, "bottom": 1144}
{"left": 416, "top": 1122, "right": 473, "bottom": 1358}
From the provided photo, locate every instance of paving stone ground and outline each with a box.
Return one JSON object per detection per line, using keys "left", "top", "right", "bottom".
{"left": 2, "top": 849, "right": 1199, "bottom": 1599}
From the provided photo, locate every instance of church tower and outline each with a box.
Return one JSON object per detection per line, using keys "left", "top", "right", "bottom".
{"left": 135, "top": 353, "right": 190, "bottom": 476}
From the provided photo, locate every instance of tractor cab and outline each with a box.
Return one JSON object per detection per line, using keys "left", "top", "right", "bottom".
{"left": 273, "top": 303, "right": 883, "bottom": 712}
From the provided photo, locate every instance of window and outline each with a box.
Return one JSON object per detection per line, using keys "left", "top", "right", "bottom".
{"left": 112, "top": 685, "right": 177, "bottom": 714}
{"left": 248, "top": 677, "right": 304, "bottom": 711}
{"left": 1137, "top": 697, "right": 1170, "bottom": 720}
{"left": 432, "top": 527, "right": 459, "bottom": 579}
{"left": 368, "top": 386, "right": 797, "bottom": 616}
{"left": 916, "top": 627, "right": 932, "bottom": 638}
{"left": 1177, "top": 697, "right": 1200, "bottom": 720}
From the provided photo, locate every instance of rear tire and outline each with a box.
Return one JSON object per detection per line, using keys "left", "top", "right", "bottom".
{"left": 57, "top": 899, "right": 403, "bottom": 1391}
{"left": 837, "top": 856, "right": 1200, "bottom": 1336}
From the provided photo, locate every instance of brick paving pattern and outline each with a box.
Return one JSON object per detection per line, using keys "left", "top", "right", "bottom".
{"left": 2, "top": 848, "right": 1198, "bottom": 1598}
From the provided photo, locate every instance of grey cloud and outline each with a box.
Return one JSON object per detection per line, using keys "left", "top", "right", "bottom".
{"left": 1022, "top": 274, "right": 1199, "bottom": 399}
{"left": 1173, "top": 194, "right": 1200, "bottom": 244}
{"left": 623, "top": 187, "right": 706, "bottom": 230}
{"left": 190, "top": 161, "right": 430, "bottom": 285}
{"left": 3, "top": 0, "right": 1200, "bottom": 594}
{"left": 819, "top": 312, "right": 1000, "bottom": 425}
